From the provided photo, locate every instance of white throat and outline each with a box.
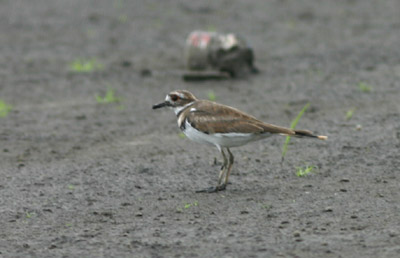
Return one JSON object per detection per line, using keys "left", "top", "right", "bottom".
{"left": 173, "top": 102, "right": 195, "bottom": 115}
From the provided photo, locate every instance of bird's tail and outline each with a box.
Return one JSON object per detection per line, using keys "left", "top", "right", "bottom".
{"left": 293, "top": 129, "right": 328, "bottom": 140}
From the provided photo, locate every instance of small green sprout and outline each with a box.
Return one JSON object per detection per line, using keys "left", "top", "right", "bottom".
{"left": 345, "top": 108, "right": 355, "bottom": 120}
{"left": 286, "top": 20, "right": 296, "bottom": 29}
{"left": 118, "top": 14, "right": 127, "bottom": 23}
{"left": 96, "top": 87, "right": 122, "bottom": 104}
{"left": 67, "top": 184, "right": 75, "bottom": 190}
{"left": 358, "top": 82, "right": 372, "bottom": 93}
{"left": 281, "top": 103, "right": 310, "bottom": 161}
{"left": 184, "top": 201, "right": 198, "bottom": 209}
{"left": 260, "top": 204, "right": 272, "bottom": 210}
{"left": 296, "top": 165, "right": 315, "bottom": 177}
{"left": 0, "top": 100, "right": 12, "bottom": 117}
{"left": 177, "top": 201, "right": 198, "bottom": 212}
{"left": 207, "top": 25, "right": 217, "bottom": 32}
{"left": 69, "top": 59, "right": 103, "bottom": 73}
{"left": 207, "top": 91, "right": 216, "bottom": 101}
{"left": 26, "top": 212, "right": 35, "bottom": 219}
{"left": 113, "top": 0, "right": 123, "bottom": 9}
{"left": 87, "top": 29, "right": 97, "bottom": 38}
{"left": 178, "top": 132, "right": 186, "bottom": 139}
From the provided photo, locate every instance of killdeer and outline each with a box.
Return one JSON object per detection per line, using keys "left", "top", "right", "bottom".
{"left": 153, "top": 90, "right": 327, "bottom": 193}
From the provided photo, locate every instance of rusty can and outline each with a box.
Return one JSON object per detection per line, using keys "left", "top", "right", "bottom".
{"left": 184, "top": 30, "right": 258, "bottom": 79}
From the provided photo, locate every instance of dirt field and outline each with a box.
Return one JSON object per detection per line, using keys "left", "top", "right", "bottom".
{"left": 1, "top": 0, "right": 400, "bottom": 257}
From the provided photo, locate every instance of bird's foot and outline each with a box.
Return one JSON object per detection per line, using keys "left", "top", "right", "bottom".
{"left": 196, "top": 184, "right": 226, "bottom": 193}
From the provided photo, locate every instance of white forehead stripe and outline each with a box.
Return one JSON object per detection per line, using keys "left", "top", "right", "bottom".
{"left": 177, "top": 92, "right": 185, "bottom": 98}
{"left": 166, "top": 92, "right": 185, "bottom": 101}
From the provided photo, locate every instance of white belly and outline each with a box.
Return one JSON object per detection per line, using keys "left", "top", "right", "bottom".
{"left": 182, "top": 120, "right": 271, "bottom": 149}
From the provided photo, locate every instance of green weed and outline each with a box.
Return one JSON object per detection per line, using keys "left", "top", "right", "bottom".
{"left": 26, "top": 212, "right": 35, "bottom": 219}
{"left": 67, "top": 184, "right": 75, "bottom": 190}
{"left": 345, "top": 108, "right": 355, "bottom": 120}
{"left": 0, "top": 100, "right": 12, "bottom": 117}
{"left": 260, "top": 204, "right": 272, "bottom": 210}
{"left": 307, "top": 69, "right": 323, "bottom": 77}
{"left": 87, "top": 29, "right": 97, "bottom": 38}
{"left": 358, "top": 82, "right": 372, "bottom": 93}
{"left": 281, "top": 103, "right": 310, "bottom": 161}
{"left": 113, "top": 0, "right": 123, "bottom": 9}
{"left": 184, "top": 201, "right": 198, "bottom": 209}
{"left": 177, "top": 201, "right": 198, "bottom": 212}
{"left": 296, "top": 165, "right": 315, "bottom": 177}
{"left": 207, "top": 91, "right": 216, "bottom": 101}
{"left": 178, "top": 132, "right": 186, "bottom": 139}
{"left": 207, "top": 25, "right": 217, "bottom": 32}
{"left": 118, "top": 14, "right": 128, "bottom": 23}
{"left": 286, "top": 20, "right": 297, "bottom": 29}
{"left": 69, "top": 59, "right": 103, "bottom": 73}
{"left": 96, "top": 87, "right": 122, "bottom": 104}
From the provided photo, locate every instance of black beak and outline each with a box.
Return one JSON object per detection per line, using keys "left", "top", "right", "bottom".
{"left": 152, "top": 101, "right": 168, "bottom": 109}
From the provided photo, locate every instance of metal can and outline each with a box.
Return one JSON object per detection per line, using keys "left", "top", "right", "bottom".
{"left": 184, "top": 30, "right": 258, "bottom": 78}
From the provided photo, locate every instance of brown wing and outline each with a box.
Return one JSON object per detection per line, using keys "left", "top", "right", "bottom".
{"left": 185, "top": 100, "right": 296, "bottom": 135}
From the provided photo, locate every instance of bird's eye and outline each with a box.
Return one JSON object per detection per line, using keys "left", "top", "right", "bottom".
{"left": 170, "top": 94, "right": 179, "bottom": 101}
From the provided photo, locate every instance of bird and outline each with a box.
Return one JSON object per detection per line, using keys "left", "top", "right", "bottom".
{"left": 152, "top": 90, "right": 327, "bottom": 193}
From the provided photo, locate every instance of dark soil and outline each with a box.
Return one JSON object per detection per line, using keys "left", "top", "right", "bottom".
{"left": 1, "top": 0, "right": 400, "bottom": 257}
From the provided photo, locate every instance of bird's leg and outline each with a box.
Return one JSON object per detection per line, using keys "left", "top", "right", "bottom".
{"left": 220, "top": 148, "right": 234, "bottom": 189}
{"left": 217, "top": 149, "right": 228, "bottom": 186}
{"left": 196, "top": 148, "right": 228, "bottom": 193}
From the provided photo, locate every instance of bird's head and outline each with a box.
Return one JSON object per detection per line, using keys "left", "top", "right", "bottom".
{"left": 152, "top": 90, "right": 197, "bottom": 114}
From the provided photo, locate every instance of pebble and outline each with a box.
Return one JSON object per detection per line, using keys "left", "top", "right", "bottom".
{"left": 121, "top": 60, "right": 132, "bottom": 67}
{"left": 140, "top": 68, "right": 152, "bottom": 77}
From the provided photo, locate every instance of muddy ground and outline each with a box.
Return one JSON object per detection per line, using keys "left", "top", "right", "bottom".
{"left": 1, "top": 0, "right": 400, "bottom": 257}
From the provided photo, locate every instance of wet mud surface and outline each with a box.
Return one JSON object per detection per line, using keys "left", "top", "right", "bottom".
{"left": 1, "top": 0, "right": 400, "bottom": 257}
